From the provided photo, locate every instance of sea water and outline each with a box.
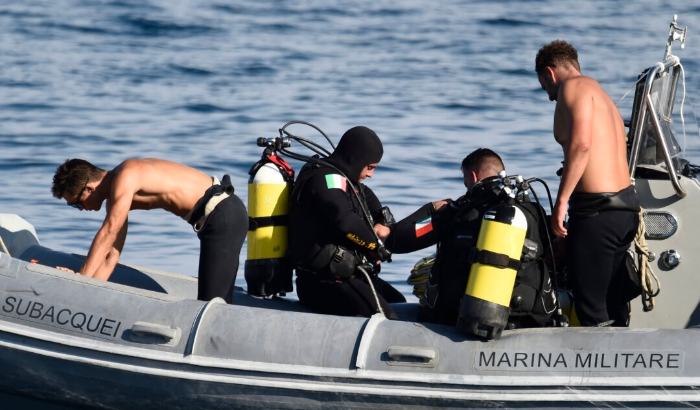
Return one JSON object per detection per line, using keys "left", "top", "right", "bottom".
{"left": 1, "top": 0, "right": 699, "bottom": 301}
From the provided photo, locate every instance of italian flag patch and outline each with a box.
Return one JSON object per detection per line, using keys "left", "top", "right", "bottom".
{"left": 325, "top": 174, "right": 347, "bottom": 191}
{"left": 415, "top": 216, "right": 433, "bottom": 237}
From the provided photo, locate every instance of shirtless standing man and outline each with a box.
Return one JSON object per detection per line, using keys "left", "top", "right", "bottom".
{"left": 51, "top": 158, "right": 248, "bottom": 303}
{"left": 535, "top": 40, "right": 640, "bottom": 326}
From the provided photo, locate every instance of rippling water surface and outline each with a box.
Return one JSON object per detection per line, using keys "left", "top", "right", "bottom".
{"left": 1, "top": 0, "right": 699, "bottom": 299}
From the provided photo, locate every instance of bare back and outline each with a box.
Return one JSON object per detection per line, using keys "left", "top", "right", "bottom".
{"left": 554, "top": 76, "right": 631, "bottom": 194}
{"left": 112, "top": 158, "right": 213, "bottom": 219}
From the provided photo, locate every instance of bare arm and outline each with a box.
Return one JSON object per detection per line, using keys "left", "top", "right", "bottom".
{"left": 553, "top": 79, "right": 593, "bottom": 237}
{"left": 79, "top": 167, "right": 136, "bottom": 279}
{"left": 91, "top": 215, "right": 127, "bottom": 280}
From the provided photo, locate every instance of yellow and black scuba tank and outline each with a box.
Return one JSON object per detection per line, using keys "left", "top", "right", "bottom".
{"left": 456, "top": 203, "right": 528, "bottom": 340}
{"left": 245, "top": 138, "right": 295, "bottom": 297}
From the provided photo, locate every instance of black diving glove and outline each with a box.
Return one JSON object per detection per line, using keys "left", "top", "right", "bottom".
{"left": 375, "top": 206, "right": 397, "bottom": 226}
{"left": 376, "top": 245, "right": 392, "bottom": 263}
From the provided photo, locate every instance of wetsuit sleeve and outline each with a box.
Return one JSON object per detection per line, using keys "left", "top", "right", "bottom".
{"left": 384, "top": 203, "right": 436, "bottom": 253}
{"left": 385, "top": 201, "right": 462, "bottom": 253}
{"left": 309, "top": 172, "right": 381, "bottom": 254}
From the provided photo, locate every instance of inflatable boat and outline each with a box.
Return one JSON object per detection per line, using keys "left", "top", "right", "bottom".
{"left": 1, "top": 16, "right": 699, "bottom": 410}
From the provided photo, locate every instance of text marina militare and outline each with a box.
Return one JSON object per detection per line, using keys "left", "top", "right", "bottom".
{"left": 476, "top": 349, "right": 683, "bottom": 372}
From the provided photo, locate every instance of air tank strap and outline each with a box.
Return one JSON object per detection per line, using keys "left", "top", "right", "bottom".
{"left": 469, "top": 248, "right": 521, "bottom": 270}
{"left": 248, "top": 215, "right": 289, "bottom": 231}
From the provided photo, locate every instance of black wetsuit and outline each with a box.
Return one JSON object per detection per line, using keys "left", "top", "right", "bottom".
{"left": 188, "top": 174, "right": 248, "bottom": 304}
{"left": 386, "top": 177, "right": 508, "bottom": 325}
{"left": 566, "top": 185, "right": 640, "bottom": 327}
{"left": 289, "top": 126, "right": 405, "bottom": 319}
{"left": 386, "top": 177, "right": 555, "bottom": 327}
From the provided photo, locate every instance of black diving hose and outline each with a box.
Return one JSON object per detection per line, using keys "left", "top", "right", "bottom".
{"left": 523, "top": 177, "right": 566, "bottom": 325}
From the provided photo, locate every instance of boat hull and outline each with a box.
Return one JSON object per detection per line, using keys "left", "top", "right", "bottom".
{"left": 2, "top": 333, "right": 700, "bottom": 410}
{"left": 2, "top": 218, "right": 700, "bottom": 409}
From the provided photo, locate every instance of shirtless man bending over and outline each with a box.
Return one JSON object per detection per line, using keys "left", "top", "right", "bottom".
{"left": 51, "top": 158, "right": 248, "bottom": 303}
{"left": 535, "top": 40, "right": 640, "bottom": 326}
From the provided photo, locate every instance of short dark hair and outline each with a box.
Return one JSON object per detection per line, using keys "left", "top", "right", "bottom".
{"left": 461, "top": 148, "right": 504, "bottom": 175}
{"left": 535, "top": 40, "right": 580, "bottom": 73}
{"left": 51, "top": 159, "right": 104, "bottom": 199}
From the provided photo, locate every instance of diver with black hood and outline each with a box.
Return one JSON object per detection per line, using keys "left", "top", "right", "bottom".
{"left": 288, "top": 126, "right": 406, "bottom": 319}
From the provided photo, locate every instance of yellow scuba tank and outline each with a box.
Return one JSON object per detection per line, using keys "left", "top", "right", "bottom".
{"left": 457, "top": 203, "right": 528, "bottom": 339}
{"left": 245, "top": 150, "right": 295, "bottom": 297}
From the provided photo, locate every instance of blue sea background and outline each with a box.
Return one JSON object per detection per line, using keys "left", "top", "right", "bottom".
{"left": 1, "top": 0, "right": 699, "bottom": 301}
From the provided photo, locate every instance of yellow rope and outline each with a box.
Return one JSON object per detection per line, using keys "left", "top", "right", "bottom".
{"left": 634, "top": 209, "right": 661, "bottom": 312}
{"left": 408, "top": 254, "right": 435, "bottom": 306}
{"left": 0, "top": 235, "right": 9, "bottom": 256}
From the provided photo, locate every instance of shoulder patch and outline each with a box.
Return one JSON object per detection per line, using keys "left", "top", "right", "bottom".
{"left": 415, "top": 216, "right": 433, "bottom": 237}
{"left": 325, "top": 174, "right": 347, "bottom": 191}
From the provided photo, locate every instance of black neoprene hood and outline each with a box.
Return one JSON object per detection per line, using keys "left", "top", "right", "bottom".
{"left": 327, "top": 126, "right": 384, "bottom": 183}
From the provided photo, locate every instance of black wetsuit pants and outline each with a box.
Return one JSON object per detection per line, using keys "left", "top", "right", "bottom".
{"left": 296, "top": 272, "right": 406, "bottom": 320}
{"left": 196, "top": 193, "right": 248, "bottom": 304}
{"left": 566, "top": 210, "right": 639, "bottom": 327}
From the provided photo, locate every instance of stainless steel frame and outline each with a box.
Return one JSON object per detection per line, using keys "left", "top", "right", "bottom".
{"left": 628, "top": 16, "right": 688, "bottom": 198}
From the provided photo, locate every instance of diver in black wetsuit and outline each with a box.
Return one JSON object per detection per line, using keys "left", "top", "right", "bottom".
{"left": 288, "top": 126, "right": 405, "bottom": 319}
{"left": 379, "top": 149, "right": 556, "bottom": 327}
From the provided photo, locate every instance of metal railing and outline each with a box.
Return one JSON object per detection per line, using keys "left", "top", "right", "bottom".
{"left": 628, "top": 16, "right": 687, "bottom": 198}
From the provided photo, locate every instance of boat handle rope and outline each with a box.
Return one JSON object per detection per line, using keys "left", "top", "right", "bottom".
{"left": 634, "top": 208, "right": 661, "bottom": 312}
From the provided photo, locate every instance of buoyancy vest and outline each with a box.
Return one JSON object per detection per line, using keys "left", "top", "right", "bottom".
{"left": 416, "top": 178, "right": 557, "bottom": 327}
{"left": 288, "top": 161, "right": 384, "bottom": 276}
{"left": 418, "top": 182, "right": 503, "bottom": 325}
{"left": 507, "top": 200, "right": 557, "bottom": 327}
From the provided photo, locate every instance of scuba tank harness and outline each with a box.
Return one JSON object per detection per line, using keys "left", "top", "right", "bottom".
{"left": 457, "top": 175, "right": 567, "bottom": 339}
